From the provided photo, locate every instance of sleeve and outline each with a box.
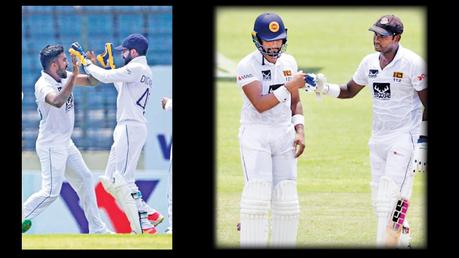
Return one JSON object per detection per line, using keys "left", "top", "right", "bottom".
{"left": 352, "top": 56, "right": 369, "bottom": 86}
{"left": 35, "top": 82, "right": 56, "bottom": 103}
{"left": 85, "top": 62, "right": 140, "bottom": 84}
{"left": 236, "top": 60, "right": 259, "bottom": 88}
{"left": 290, "top": 55, "right": 298, "bottom": 73}
{"left": 410, "top": 57, "right": 427, "bottom": 91}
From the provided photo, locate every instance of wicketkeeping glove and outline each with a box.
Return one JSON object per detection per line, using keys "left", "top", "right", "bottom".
{"left": 69, "top": 42, "right": 90, "bottom": 66}
{"left": 97, "top": 43, "right": 116, "bottom": 69}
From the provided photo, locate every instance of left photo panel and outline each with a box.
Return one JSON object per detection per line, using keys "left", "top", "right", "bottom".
{"left": 21, "top": 6, "right": 172, "bottom": 249}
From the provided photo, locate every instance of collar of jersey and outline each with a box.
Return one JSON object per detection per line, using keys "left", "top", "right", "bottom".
{"left": 128, "top": 55, "right": 148, "bottom": 65}
{"left": 255, "top": 50, "right": 278, "bottom": 66}
{"left": 41, "top": 70, "right": 63, "bottom": 85}
{"left": 382, "top": 44, "right": 405, "bottom": 70}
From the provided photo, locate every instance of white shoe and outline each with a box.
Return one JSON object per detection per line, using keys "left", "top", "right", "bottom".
{"left": 165, "top": 227, "right": 172, "bottom": 234}
{"left": 92, "top": 227, "right": 115, "bottom": 234}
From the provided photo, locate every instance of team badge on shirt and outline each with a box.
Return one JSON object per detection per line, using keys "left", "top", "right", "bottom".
{"left": 262, "top": 70, "right": 271, "bottom": 81}
{"left": 283, "top": 70, "right": 292, "bottom": 81}
{"left": 373, "top": 82, "right": 391, "bottom": 100}
{"left": 393, "top": 72, "right": 403, "bottom": 82}
{"left": 368, "top": 69, "right": 379, "bottom": 78}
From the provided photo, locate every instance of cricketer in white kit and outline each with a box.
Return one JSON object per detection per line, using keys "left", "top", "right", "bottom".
{"left": 313, "top": 15, "right": 427, "bottom": 247}
{"left": 73, "top": 34, "right": 164, "bottom": 234}
{"left": 22, "top": 44, "right": 110, "bottom": 234}
{"left": 236, "top": 13, "right": 308, "bottom": 247}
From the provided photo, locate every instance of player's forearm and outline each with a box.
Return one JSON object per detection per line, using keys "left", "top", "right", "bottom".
{"left": 49, "top": 75, "right": 76, "bottom": 107}
{"left": 87, "top": 74, "right": 100, "bottom": 86}
{"left": 251, "top": 94, "right": 281, "bottom": 113}
{"left": 294, "top": 123, "right": 304, "bottom": 134}
{"left": 75, "top": 74, "right": 99, "bottom": 86}
{"left": 336, "top": 84, "right": 355, "bottom": 99}
{"left": 85, "top": 63, "right": 116, "bottom": 83}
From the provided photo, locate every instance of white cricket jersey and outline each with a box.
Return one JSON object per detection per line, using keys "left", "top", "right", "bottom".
{"left": 35, "top": 70, "right": 75, "bottom": 146}
{"left": 85, "top": 56, "right": 153, "bottom": 124}
{"left": 236, "top": 50, "right": 298, "bottom": 126}
{"left": 352, "top": 44, "right": 427, "bottom": 137}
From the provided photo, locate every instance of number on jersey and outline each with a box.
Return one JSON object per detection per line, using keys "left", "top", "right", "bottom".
{"left": 136, "top": 88, "right": 150, "bottom": 114}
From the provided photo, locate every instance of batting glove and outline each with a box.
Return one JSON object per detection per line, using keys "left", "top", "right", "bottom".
{"left": 97, "top": 43, "right": 116, "bottom": 69}
{"left": 69, "top": 42, "right": 91, "bottom": 66}
{"left": 412, "top": 121, "right": 427, "bottom": 173}
{"left": 304, "top": 73, "right": 317, "bottom": 92}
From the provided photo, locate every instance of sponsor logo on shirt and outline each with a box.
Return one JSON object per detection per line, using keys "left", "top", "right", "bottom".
{"left": 393, "top": 71, "right": 403, "bottom": 82}
{"left": 416, "top": 73, "right": 425, "bottom": 82}
{"left": 373, "top": 82, "right": 391, "bottom": 100}
{"left": 237, "top": 74, "right": 253, "bottom": 81}
{"left": 262, "top": 70, "right": 271, "bottom": 81}
{"left": 368, "top": 69, "right": 379, "bottom": 78}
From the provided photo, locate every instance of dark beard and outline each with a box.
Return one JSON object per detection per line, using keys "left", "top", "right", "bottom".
{"left": 123, "top": 53, "right": 133, "bottom": 65}
{"left": 57, "top": 69, "right": 67, "bottom": 79}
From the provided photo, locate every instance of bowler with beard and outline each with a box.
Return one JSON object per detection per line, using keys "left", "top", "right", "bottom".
{"left": 22, "top": 44, "right": 111, "bottom": 234}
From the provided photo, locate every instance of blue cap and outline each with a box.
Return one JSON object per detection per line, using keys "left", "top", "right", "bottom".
{"left": 114, "top": 33, "right": 148, "bottom": 53}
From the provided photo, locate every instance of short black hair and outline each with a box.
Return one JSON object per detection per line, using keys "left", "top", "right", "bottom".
{"left": 40, "top": 44, "right": 64, "bottom": 70}
{"left": 131, "top": 48, "right": 147, "bottom": 56}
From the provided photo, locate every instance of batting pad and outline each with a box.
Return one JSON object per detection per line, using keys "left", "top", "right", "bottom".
{"left": 240, "top": 180, "right": 272, "bottom": 248}
{"left": 110, "top": 173, "right": 142, "bottom": 234}
{"left": 271, "top": 180, "right": 300, "bottom": 247}
{"left": 375, "top": 176, "right": 400, "bottom": 247}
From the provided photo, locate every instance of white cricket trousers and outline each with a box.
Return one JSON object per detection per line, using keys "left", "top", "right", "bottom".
{"left": 23, "top": 140, "right": 106, "bottom": 233}
{"left": 238, "top": 124, "right": 297, "bottom": 186}
{"left": 104, "top": 121, "right": 147, "bottom": 193}
{"left": 369, "top": 132, "right": 418, "bottom": 199}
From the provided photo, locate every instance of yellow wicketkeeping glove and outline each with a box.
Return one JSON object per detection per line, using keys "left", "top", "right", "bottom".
{"left": 68, "top": 42, "right": 89, "bottom": 66}
{"left": 97, "top": 43, "right": 116, "bottom": 69}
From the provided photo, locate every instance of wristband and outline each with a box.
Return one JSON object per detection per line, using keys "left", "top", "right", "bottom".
{"left": 326, "top": 83, "right": 341, "bottom": 98}
{"left": 291, "top": 114, "right": 304, "bottom": 126}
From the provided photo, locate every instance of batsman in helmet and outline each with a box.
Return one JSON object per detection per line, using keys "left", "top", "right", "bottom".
{"left": 235, "top": 12, "right": 311, "bottom": 247}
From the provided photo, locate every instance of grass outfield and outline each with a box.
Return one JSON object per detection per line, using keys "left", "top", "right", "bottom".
{"left": 22, "top": 234, "right": 172, "bottom": 249}
{"left": 216, "top": 7, "right": 426, "bottom": 248}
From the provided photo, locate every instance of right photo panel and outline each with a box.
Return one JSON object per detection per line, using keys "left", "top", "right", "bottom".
{"left": 215, "top": 6, "right": 426, "bottom": 248}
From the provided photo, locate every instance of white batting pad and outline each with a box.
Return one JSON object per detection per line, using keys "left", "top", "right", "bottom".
{"left": 110, "top": 173, "right": 142, "bottom": 234}
{"left": 240, "top": 180, "right": 272, "bottom": 248}
{"left": 271, "top": 180, "right": 300, "bottom": 247}
{"left": 375, "top": 176, "right": 400, "bottom": 246}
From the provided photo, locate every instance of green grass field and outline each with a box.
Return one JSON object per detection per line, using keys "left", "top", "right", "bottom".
{"left": 216, "top": 7, "right": 426, "bottom": 248}
{"left": 22, "top": 234, "right": 172, "bottom": 249}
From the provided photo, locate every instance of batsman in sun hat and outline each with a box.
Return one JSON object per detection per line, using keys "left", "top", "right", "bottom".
{"left": 312, "top": 14, "right": 426, "bottom": 247}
